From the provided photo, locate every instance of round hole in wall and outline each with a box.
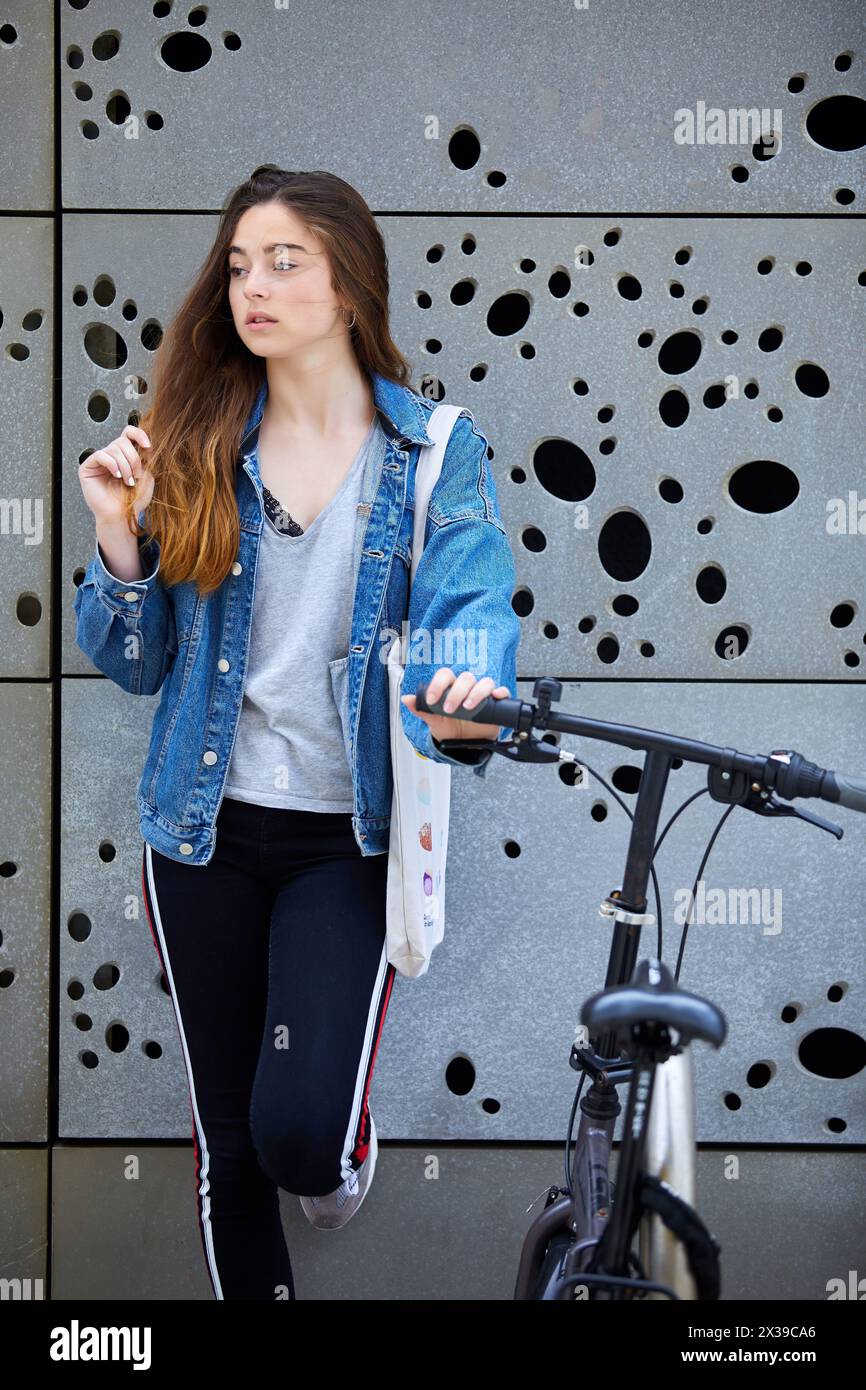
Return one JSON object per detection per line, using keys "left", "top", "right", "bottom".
{"left": 520, "top": 526, "right": 547, "bottom": 552}
{"left": 798, "top": 1027, "right": 866, "bottom": 1079}
{"left": 444, "top": 1054, "right": 476, "bottom": 1095}
{"left": 658, "top": 329, "right": 702, "bottom": 375}
{"left": 486, "top": 291, "right": 531, "bottom": 336}
{"left": 68, "top": 913, "right": 92, "bottom": 943}
{"left": 728, "top": 459, "right": 799, "bottom": 512}
{"left": 616, "top": 274, "right": 642, "bottom": 300}
{"left": 746, "top": 1061, "right": 775, "bottom": 1088}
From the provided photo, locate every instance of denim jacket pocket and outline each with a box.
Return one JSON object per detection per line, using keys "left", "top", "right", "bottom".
{"left": 328, "top": 654, "right": 353, "bottom": 772}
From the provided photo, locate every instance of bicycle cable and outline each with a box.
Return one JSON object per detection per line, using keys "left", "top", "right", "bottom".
{"left": 672, "top": 802, "right": 739, "bottom": 983}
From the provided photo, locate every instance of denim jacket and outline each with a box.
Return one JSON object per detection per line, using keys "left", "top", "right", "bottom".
{"left": 73, "top": 370, "right": 521, "bottom": 865}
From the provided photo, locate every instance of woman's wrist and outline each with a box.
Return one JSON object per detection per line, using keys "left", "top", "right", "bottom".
{"left": 95, "top": 518, "right": 145, "bottom": 583}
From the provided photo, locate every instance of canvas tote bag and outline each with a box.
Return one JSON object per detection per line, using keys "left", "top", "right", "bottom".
{"left": 386, "top": 403, "right": 465, "bottom": 977}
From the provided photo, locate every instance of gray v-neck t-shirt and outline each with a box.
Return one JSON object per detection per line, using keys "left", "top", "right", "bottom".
{"left": 224, "top": 416, "right": 381, "bottom": 811}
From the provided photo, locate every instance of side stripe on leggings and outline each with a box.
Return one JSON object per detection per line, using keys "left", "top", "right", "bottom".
{"left": 341, "top": 940, "right": 396, "bottom": 1181}
{"left": 141, "top": 842, "right": 225, "bottom": 1301}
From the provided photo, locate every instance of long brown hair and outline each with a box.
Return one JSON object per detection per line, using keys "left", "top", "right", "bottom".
{"left": 128, "top": 165, "right": 412, "bottom": 594}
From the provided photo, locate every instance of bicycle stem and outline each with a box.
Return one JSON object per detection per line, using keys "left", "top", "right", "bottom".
{"left": 600, "top": 748, "right": 673, "bottom": 1025}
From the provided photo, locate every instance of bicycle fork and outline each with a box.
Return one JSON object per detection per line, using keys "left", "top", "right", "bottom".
{"left": 513, "top": 1042, "right": 666, "bottom": 1299}
{"left": 512, "top": 1070, "right": 624, "bottom": 1300}
{"left": 562, "top": 1078, "right": 623, "bottom": 1290}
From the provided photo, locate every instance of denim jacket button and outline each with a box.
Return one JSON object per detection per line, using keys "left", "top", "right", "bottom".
{"left": 217, "top": 658, "right": 230, "bottom": 672}
{"left": 231, "top": 561, "right": 242, "bottom": 575}
{"left": 202, "top": 750, "right": 218, "bottom": 765}
{"left": 123, "top": 591, "right": 139, "bottom": 602}
{"left": 179, "top": 843, "right": 194, "bottom": 855}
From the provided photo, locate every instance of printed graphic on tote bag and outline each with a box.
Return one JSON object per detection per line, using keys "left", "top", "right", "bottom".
{"left": 422, "top": 817, "right": 445, "bottom": 929}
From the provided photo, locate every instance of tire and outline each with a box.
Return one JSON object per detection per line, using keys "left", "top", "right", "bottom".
{"left": 638, "top": 1046, "right": 698, "bottom": 1299}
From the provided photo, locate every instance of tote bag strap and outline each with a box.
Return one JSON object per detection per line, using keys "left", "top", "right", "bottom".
{"left": 409, "top": 403, "right": 465, "bottom": 587}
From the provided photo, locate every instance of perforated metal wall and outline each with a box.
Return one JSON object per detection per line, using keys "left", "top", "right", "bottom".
{"left": 53, "top": 0, "right": 864, "bottom": 215}
{"left": 57, "top": 210, "right": 866, "bottom": 1142}
{"left": 61, "top": 215, "right": 866, "bottom": 681}
{"left": 1, "top": 0, "right": 864, "bottom": 1299}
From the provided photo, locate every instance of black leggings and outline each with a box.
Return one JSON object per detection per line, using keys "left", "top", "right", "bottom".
{"left": 141, "top": 795, "right": 395, "bottom": 1301}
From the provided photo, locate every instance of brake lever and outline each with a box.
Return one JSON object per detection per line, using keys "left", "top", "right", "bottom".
{"left": 435, "top": 734, "right": 565, "bottom": 764}
{"left": 749, "top": 791, "right": 844, "bottom": 839}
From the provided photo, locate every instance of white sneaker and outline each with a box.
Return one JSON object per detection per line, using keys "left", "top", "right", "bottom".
{"left": 299, "top": 1114, "right": 378, "bottom": 1230}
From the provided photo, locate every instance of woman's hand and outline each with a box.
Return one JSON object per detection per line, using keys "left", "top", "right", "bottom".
{"left": 78, "top": 424, "right": 155, "bottom": 526}
{"left": 401, "top": 668, "right": 510, "bottom": 744}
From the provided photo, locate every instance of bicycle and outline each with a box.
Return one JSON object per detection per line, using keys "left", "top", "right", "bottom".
{"left": 414, "top": 676, "right": 866, "bottom": 1301}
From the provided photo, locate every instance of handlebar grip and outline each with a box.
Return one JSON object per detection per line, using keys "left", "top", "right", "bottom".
{"left": 778, "top": 752, "right": 866, "bottom": 814}
{"left": 414, "top": 681, "right": 523, "bottom": 729}
{"left": 825, "top": 771, "right": 866, "bottom": 814}
{"left": 776, "top": 752, "right": 828, "bottom": 800}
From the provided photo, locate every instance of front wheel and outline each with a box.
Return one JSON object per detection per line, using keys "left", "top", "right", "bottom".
{"left": 638, "top": 1046, "right": 698, "bottom": 1299}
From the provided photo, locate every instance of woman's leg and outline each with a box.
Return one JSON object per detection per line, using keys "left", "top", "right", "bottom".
{"left": 141, "top": 796, "right": 296, "bottom": 1301}
{"left": 249, "top": 809, "right": 396, "bottom": 1200}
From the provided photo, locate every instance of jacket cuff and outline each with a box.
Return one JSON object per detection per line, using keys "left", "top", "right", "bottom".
{"left": 429, "top": 723, "right": 501, "bottom": 780}
{"left": 399, "top": 691, "right": 512, "bottom": 781}
{"left": 430, "top": 733, "right": 494, "bottom": 765}
{"left": 90, "top": 535, "right": 162, "bottom": 616}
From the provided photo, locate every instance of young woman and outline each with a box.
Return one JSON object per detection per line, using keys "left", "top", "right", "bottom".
{"left": 74, "top": 165, "right": 521, "bottom": 1301}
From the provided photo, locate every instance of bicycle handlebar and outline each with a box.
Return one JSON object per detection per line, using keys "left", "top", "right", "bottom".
{"left": 413, "top": 683, "right": 866, "bottom": 816}
{"left": 828, "top": 771, "right": 866, "bottom": 814}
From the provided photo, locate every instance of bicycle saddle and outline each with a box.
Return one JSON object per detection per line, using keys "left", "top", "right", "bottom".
{"left": 581, "top": 959, "right": 727, "bottom": 1048}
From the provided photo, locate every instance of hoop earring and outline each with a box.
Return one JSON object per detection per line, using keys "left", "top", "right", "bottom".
{"left": 341, "top": 307, "right": 357, "bottom": 330}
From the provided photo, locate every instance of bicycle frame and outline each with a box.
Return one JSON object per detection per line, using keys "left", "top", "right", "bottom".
{"left": 513, "top": 748, "right": 678, "bottom": 1300}
{"left": 423, "top": 673, "right": 858, "bottom": 1301}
